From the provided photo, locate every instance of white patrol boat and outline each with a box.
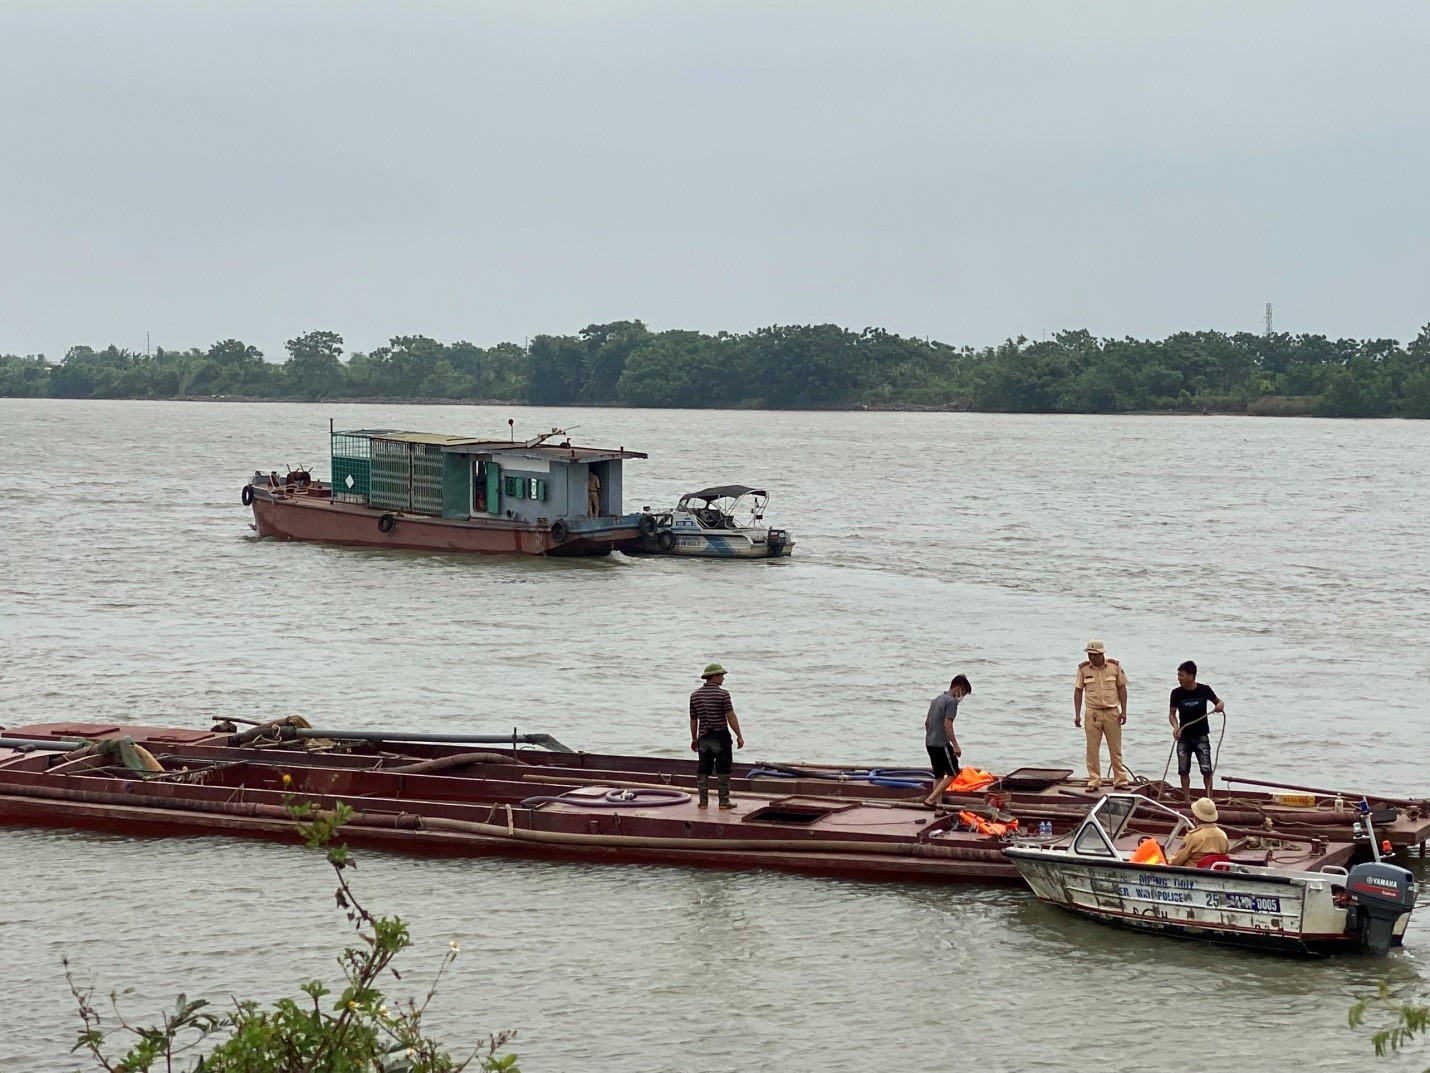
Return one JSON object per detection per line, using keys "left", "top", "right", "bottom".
{"left": 625, "top": 485, "right": 794, "bottom": 559}
{"left": 1003, "top": 794, "right": 1416, "bottom": 956}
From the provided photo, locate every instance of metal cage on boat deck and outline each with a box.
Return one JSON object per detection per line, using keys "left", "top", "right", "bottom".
{"left": 330, "top": 431, "right": 378, "bottom": 503}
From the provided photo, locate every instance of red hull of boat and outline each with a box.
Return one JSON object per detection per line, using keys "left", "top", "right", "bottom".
{"left": 251, "top": 495, "right": 637, "bottom": 556}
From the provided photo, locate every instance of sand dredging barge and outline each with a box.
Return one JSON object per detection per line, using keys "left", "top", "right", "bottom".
{"left": 2, "top": 720, "right": 1426, "bottom": 889}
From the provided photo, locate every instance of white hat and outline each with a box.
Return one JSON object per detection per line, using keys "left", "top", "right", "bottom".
{"left": 1085, "top": 639, "right": 1105, "bottom": 654}
{"left": 1192, "top": 798, "right": 1219, "bottom": 823}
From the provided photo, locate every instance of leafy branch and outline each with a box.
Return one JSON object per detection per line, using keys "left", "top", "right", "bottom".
{"left": 65, "top": 796, "right": 517, "bottom": 1072}
{"left": 1350, "top": 982, "right": 1430, "bottom": 1067}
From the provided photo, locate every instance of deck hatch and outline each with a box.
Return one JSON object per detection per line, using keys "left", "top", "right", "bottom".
{"left": 742, "top": 798, "right": 854, "bottom": 824}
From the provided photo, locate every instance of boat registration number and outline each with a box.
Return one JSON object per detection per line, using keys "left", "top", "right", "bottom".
{"left": 1207, "top": 891, "right": 1281, "bottom": 913}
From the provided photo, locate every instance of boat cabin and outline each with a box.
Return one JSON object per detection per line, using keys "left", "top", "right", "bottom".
{"left": 328, "top": 428, "right": 647, "bottom": 523}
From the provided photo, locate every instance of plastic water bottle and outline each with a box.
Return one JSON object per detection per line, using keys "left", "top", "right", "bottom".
{"left": 1040, "top": 820, "right": 1052, "bottom": 837}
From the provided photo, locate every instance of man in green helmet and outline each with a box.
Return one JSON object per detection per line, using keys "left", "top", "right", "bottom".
{"left": 689, "top": 662, "right": 746, "bottom": 809}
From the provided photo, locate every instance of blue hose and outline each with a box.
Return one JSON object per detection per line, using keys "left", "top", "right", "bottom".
{"left": 869, "top": 768, "right": 935, "bottom": 782}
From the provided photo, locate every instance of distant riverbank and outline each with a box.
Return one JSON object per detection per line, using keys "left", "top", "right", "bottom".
{"left": 5, "top": 319, "right": 1427, "bottom": 418}
{"left": 0, "top": 391, "right": 1334, "bottom": 417}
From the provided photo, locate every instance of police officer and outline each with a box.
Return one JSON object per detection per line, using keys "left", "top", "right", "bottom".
{"left": 1074, "top": 639, "right": 1130, "bottom": 791}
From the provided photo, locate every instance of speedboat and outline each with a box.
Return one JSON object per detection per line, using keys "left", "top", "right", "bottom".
{"left": 1003, "top": 794, "right": 1416, "bottom": 956}
{"left": 626, "top": 485, "right": 794, "bottom": 558}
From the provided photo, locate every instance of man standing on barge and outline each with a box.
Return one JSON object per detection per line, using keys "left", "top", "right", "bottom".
{"left": 1168, "top": 660, "right": 1225, "bottom": 807}
{"left": 922, "top": 674, "right": 972, "bottom": 806}
{"left": 690, "top": 662, "right": 744, "bottom": 810}
{"left": 1074, "top": 639, "right": 1130, "bottom": 791}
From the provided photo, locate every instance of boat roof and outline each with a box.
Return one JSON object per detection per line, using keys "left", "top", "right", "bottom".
{"left": 683, "top": 484, "right": 766, "bottom": 500}
{"left": 335, "top": 429, "right": 646, "bottom": 460}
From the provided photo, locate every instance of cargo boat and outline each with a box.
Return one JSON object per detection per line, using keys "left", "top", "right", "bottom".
{"left": 244, "top": 425, "right": 650, "bottom": 556}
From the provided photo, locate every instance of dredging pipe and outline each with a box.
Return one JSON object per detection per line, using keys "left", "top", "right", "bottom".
{"left": 0, "top": 736, "right": 87, "bottom": 752}
{"left": 227, "top": 725, "right": 574, "bottom": 753}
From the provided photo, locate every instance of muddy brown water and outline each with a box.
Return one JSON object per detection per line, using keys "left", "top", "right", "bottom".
{"left": 2, "top": 400, "right": 1428, "bottom": 1072}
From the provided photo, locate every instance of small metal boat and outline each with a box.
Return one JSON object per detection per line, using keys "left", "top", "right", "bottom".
{"left": 625, "top": 485, "right": 793, "bottom": 558}
{"left": 1004, "top": 794, "right": 1416, "bottom": 956}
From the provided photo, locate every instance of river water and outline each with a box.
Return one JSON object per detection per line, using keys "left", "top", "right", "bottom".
{"left": 2, "top": 399, "right": 1428, "bottom": 1072}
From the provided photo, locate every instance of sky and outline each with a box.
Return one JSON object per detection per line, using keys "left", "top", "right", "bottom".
{"left": 1, "top": 1, "right": 1427, "bottom": 361}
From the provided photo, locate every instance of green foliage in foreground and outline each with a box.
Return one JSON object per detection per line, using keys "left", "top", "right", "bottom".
{"left": 6, "top": 320, "right": 1430, "bottom": 417}
{"left": 1350, "top": 983, "right": 1430, "bottom": 1068}
{"left": 65, "top": 801, "right": 517, "bottom": 1073}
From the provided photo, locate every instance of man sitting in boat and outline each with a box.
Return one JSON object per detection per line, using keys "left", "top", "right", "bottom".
{"left": 1167, "top": 797, "right": 1230, "bottom": 867}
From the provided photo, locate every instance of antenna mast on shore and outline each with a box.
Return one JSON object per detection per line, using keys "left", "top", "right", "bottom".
{"left": 1264, "top": 303, "right": 1273, "bottom": 337}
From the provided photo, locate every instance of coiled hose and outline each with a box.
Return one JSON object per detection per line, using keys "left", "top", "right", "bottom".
{"left": 521, "top": 788, "right": 692, "bottom": 809}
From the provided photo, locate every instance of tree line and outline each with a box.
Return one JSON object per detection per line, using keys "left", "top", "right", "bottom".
{"left": 4, "top": 321, "right": 1430, "bottom": 418}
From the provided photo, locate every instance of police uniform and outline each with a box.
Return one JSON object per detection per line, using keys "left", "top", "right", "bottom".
{"left": 1075, "top": 654, "right": 1130, "bottom": 789}
{"left": 587, "top": 472, "right": 601, "bottom": 515}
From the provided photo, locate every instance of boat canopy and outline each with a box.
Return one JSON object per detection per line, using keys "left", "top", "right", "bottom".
{"left": 682, "top": 485, "right": 766, "bottom": 502}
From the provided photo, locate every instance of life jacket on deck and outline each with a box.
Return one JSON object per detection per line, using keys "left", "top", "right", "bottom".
{"left": 948, "top": 768, "right": 997, "bottom": 793}
{"left": 957, "top": 811, "right": 1020, "bottom": 838}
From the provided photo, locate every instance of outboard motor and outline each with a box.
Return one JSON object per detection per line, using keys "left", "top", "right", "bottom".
{"left": 1347, "top": 862, "right": 1417, "bottom": 955}
{"left": 766, "top": 528, "right": 788, "bottom": 557}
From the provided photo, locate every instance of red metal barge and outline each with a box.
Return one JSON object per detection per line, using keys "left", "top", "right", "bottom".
{"left": 0, "top": 720, "right": 1404, "bottom": 884}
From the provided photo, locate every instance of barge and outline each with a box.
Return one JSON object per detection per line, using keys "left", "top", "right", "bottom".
{"left": 0, "top": 722, "right": 1020, "bottom": 885}
{"left": 244, "top": 426, "right": 650, "bottom": 556}
{"left": 0, "top": 721, "right": 1402, "bottom": 886}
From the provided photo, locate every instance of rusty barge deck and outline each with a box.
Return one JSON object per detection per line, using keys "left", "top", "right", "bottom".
{"left": 0, "top": 721, "right": 1407, "bottom": 882}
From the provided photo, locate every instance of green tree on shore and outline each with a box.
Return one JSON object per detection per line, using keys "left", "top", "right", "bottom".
{"left": 7, "top": 320, "right": 1430, "bottom": 418}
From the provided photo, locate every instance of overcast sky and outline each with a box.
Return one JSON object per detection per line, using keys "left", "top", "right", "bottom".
{"left": 1, "top": 2, "right": 1427, "bottom": 361}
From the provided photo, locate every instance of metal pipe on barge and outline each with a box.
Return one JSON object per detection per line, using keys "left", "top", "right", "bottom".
{"left": 1222, "top": 775, "right": 1426, "bottom": 810}
{"left": 228, "top": 726, "right": 574, "bottom": 752}
{"left": 0, "top": 736, "right": 88, "bottom": 752}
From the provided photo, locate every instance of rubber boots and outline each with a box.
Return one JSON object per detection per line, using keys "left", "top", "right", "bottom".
{"left": 718, "top": 775, "right": 737, "bottom": 810}
{"left": 697, "top": 776, "right": 710, "bottom": 808}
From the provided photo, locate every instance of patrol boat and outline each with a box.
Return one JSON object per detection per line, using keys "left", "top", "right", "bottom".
{"left": 1003, "top": 794, "right": 1416, "bottom": 956}
{"left": 623, "top": 485, "right": 794, "bottom": 558}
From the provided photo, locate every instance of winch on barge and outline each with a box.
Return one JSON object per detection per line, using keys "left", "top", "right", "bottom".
{"left": 245, "top": 424, "right": 649, "bottom": 556}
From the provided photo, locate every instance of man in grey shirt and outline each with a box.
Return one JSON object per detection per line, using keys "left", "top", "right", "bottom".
{"left": 923, "top": 674, "right": 972, "bottom": 806}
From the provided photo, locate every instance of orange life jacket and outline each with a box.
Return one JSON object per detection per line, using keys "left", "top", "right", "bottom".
{"left": 948, "top": 768, "right": 997, "bottom": 793}
{"left": 957, "top": 811, "right": 1020, "bottom": 838}
{"left": 1129, "top": 837, "right": 1166, "bottom": 865}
